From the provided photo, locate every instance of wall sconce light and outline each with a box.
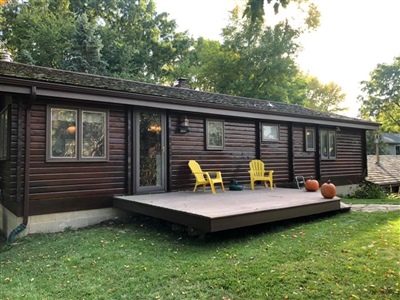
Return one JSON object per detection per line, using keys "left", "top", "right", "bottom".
{"left": 336, "top": 126, "right": 341, "bottom": 132}
{"left": 178, "top": 115, "right": 190, "bottom": 133}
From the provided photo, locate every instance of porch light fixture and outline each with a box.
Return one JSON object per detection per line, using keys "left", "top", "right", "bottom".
{"left": 178, "top": 115, "right": 190, "bottom": 133}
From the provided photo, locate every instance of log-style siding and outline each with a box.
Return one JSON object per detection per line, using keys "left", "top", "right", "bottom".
{"left": 0, "top": 100, "right": 23, "bottom": 215}
{"left": 14, "top": 99, "right": 128, "bottom": 216}
{"left": 320, "top": 128, "right": 364, "bottom": 184}
{"left": 169, "top": 114, "right": 256, "bottom": 191}
{"left": 293, "top": 126, "right": 317, "bottom": 179}
{"left": 260, "top": 124, "right": 290, "bottom": 183}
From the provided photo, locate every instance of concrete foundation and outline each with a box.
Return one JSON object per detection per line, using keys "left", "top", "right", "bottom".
{"left": 0, "top": 204, "right": 131, "bottom": 239}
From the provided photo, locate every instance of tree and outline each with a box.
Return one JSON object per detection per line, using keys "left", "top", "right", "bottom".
{"left": 304, "top": 76, "right": 348, "bottom": 113}
{"left": 359, "top": 56, "right": 400, "bottom": 132}
{"left": 1, "top": 0, "right": 76, "bottom": 68}
{"left": 98, "top": 0, "right": 193, "bottom": 83}
{"left": 192, "top": 6, "right": 305, "bottom": 104}
{"left": 244, "top": 0, "right": 320, "bottom": 30}
{"left": 61, "top": 13, "right": 107, "bottom": 75}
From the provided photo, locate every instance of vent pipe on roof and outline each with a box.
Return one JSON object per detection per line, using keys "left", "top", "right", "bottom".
{"left": 0, "top": 44, "right": 12, "bottom": 62}
{"left": 174, "top": 78, "right": 189, "bottom": 89}
{"left": 375, "top": 134, "right": 380, "bottom": 164}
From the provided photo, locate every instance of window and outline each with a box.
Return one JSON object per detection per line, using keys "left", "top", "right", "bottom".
{"left": 47, "top": 107, "right": 108, "bottom": 161}
{"left": 305, "top": 128, "right": 315, "bottom": 151}
{"left": 320, "top": 130, "right": 336, "bottom": 160}
{"left": 396, "top": 145, "right": 400, "bottom": 155}
{"left": 262, "top": 124, "right": 279, "bottom": 141}
{"left": 206, "top": 119, "right": 224, "bottom": 150}
{"left": 0, "top": 105, "right": 10, "bottom": 160}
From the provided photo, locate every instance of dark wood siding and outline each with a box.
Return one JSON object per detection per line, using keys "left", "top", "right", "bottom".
{"left": 293, "top": 125, "right": 317, "bottom": 179}
{"left": 320, "top": 128, "right": 364, "bottom": 184}
{"left": 260, "top": 123, "right": 290, "bottom": 183}
{"left": 26, "top": 100, "right": 127, "bottom": 215}
{"left": 0, "top": 99, "right": 22, "bottom": 216}
{"left": 169, "top": 114, "right": 256, "bottom": 191}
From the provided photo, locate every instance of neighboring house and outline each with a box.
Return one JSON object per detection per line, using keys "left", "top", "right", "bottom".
{"left": 0, "top": 61, "right": 379, "bottom": 237}
{"left": 381, "top": 133, "right": 400, "bottom": 155}
{"left": 367, "top": 155, "right": 400, "bottom": 192}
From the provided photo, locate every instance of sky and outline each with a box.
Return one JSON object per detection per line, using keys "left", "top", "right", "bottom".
{"left": 154, "top": 0, "right": 400, "bottom": 118}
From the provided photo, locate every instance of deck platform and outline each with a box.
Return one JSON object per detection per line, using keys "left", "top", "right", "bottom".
{"left": 113, "top": 188, "right": 343, "bottom": 233}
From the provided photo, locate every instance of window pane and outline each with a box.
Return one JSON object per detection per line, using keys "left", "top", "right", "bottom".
{"left": 51, "top": 108, "right": 77, "bottom": 158}
{"left": 0, "top": 109, "right": 5, "bottom": 158}
{"left": 306, "top": 128, "right": 314, "bottom": 151}
{"left": 329, "top": 131, "right": 336, "bottom": 158}
{"left": 321, "top": 130, "right": 328, "bottom": 159}
{"left": 82, "top": 111, "right": 106, "bottom": 158}
{"left": 262, "top": 125, "right": 279, "bottom": 141}
{"left": 207, "top": 120, "right": 224, "bottom": 149}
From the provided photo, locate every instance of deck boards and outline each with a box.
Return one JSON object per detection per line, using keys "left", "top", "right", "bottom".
{"left": 114, "top": 188, "right": 343, "bottom": 233}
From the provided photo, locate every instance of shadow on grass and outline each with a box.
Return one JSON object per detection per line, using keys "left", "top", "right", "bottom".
{"left": 113, "top": 209, "right": 349, "bottom": 247}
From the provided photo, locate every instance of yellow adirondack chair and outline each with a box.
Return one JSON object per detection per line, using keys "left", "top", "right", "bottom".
{"left": 188, "top": 160, "right": 225, "bottom": 194}
{"left": 248, "top": 159, "right": 274, "bottom": 190}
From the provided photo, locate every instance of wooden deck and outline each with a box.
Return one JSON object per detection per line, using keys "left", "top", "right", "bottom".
{"left": 113, "top": 188, "right": 344, "bottom": 233}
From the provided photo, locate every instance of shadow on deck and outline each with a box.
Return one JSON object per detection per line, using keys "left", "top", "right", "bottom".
{"left": 114, "top": 188, "right": 347, "bottom": 234}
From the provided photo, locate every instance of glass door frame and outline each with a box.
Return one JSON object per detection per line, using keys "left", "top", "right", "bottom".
{"left": 133, "top": 110, "right": 167, "bottom": 194}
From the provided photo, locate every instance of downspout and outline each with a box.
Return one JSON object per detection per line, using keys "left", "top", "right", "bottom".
{"left": 8, "top": 86, "right": 36, "bottom": 243}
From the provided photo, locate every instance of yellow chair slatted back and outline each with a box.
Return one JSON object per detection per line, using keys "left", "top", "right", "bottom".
{"left": 248, "top": 159, "right": 274, "bottom": 190}
{"left": 188, "top": 160, "right": 225, "bottom": 194}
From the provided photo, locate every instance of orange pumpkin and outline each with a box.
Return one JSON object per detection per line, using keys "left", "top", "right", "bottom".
{"left": 305, "top": 177, "right": 319, "bottom": 192}
{"left": 321, "top": 180, "right": 336, "bottom": 199}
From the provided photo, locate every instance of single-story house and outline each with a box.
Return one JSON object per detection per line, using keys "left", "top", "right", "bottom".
{"left": 381, "top": 133, "right": 400, "bottom": 155}
{"left": 0, "top": 61, "right": 379, "bottom": 238}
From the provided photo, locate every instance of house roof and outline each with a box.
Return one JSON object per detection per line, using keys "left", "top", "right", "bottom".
{"left": 0, "top": 61, "right": 379, "bottom": 130}
{"left": 367, "top": 155, "right": 400, "bottom": 186}
{"left": 382, "top": 133, "right": 400, "bottom": 144}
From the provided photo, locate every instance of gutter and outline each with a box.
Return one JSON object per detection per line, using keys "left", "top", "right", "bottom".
{"left": 7, "top": 86, "right": 35, "bottom": 243}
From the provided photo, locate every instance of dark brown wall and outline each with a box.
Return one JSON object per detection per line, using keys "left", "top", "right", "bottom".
{"left": 0, "top": 100, "right": 23, "bottom": 216}
{"left": 2, "top": 97, "right": 128, "bottom": 217}
{"left": 169, "top": 114, "right": 257, "bottom": 191}
{"left": 260, "top": 123, "right": 290, "bottom": 183}
{"left": 293, "top": 125, "right": 317, "bottom": 179}
{"left": 1, "top": 94, "right": 368, "bottom": 217}
{"left": 320, "top": 128, "right": 365, "bottom": 184}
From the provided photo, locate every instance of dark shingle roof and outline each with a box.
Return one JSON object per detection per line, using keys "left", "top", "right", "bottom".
{"left": 367, "top": 155, "right": 400, "bottom": 186}
{"left": 0, "top": 61, "right": 378, "bottom": 128}
{"left": 382, "top": 133, "right": 400, "bottom": 144}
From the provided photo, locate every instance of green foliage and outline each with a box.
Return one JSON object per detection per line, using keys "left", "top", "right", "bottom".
{"left": 61, "top": 13, "right": 107, "bottom": 75}
{"left": 1, "top": 212, "right": 400, "bottom": 299}
{"left": 1, "top": 0, "right": 76, "bottom": 68}
{"left": 346, "top": 181, "right": 387, "bottom": 199}
{"left": 304, "top": 75, "right": 348, "bottom": 113}
{"left": 359, "top": 56, "right": 400, "bottom": 132}
{"left": 1, "top": 0, "right": 193, "bottom": 83}
{"left": 189, "top": 7, "right": 305, "bottom": 104}
{"left": 243, "top": 0, "right": 320, "bottom": 30}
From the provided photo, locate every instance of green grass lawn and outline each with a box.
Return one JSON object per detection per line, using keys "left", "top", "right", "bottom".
{"left": 1, "top": 211, "right": 399, "bottom": 300}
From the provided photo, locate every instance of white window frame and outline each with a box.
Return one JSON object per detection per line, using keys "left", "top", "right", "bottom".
{"left": 320, "top": 129, "right": 336, "bottom": 160}
{"left": 47, "top": 106, "right": 109, "bottom": 162}
{"left": 206, "top": 119, "right": 225, "bottom": 150}
{"left": 262, "top": 124, "right": 280, "bottom": 141}
{"left": 0, "top": 105, "right": 10, "bottom": 161}
{"left": 305, "top": 128, "right": 315, "bottom": 151}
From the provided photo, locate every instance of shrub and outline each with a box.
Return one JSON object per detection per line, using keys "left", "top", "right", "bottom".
{"left": 347, "top": 181, "right": 387, "bottom": 199}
